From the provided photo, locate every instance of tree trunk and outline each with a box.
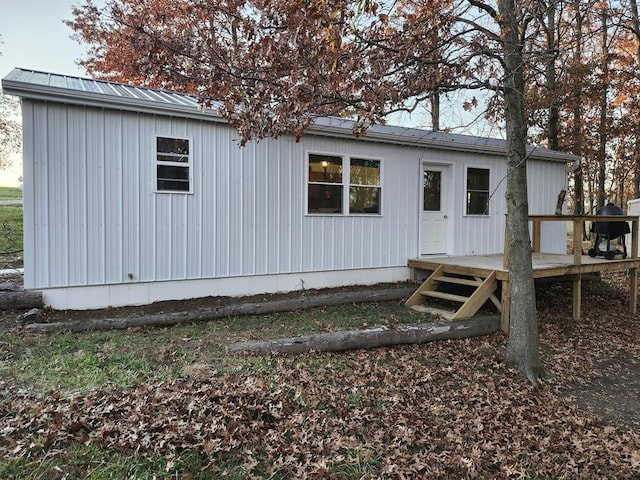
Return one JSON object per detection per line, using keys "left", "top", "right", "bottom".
{"left": 597, "top": 6, "right": 609, "bottom": 209}
{"left": 545, "top": 0, "right": 559, "bottom": 151}
{"left": 630, "top": 0, "right": 640, "bottom": 199}
{"left": 430, "top": 89, "right": 440, "bottom": 131}
{"left": 227, "top": 316, "right": 500, "bottom": 355}
{"left": 572, "top": 0, "right": 585, "bottom": 217}
{"left": 498, "top": 0, "right": 545, "bottom": 385}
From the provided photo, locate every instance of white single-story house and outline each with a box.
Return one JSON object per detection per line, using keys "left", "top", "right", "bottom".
{"left": 2, "top": 68, "right": 578, "bottom": 310}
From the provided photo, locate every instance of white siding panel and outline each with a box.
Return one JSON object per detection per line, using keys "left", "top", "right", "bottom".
{"left": 215, "top": 126, "right": 231, "bottom": 277}
{"left": 21, "top": 102, "right": 37, "bottom": 289}
{"left": 122, "top": 114, "right": 140, "bottom": 282}
{"left": 67, "top": 106, "right": 88, "bottom": 285}
{"left": 138, "top": 116, "right": 155, "bottom": 282}
{"left": 85, "top": 110, "right": 106, "bottom": 285}
{"left": 104, "top": 112, "right": 123, "bottom": 284}
{"left": 186, "top": 123, "right": 202, "bottom": 280}
{"left": 199, "top": 125, "right": 217, "bottom": 278}
{"left": 229, "top": 134, "right": 245, "bottom": 276}
{"left": 528, "top": 160, "right": 568, "bottom": 254}
{"left": 47, "top": 106, "right": 69, "bottom": 286}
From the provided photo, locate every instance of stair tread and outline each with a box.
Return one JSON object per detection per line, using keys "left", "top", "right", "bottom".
{"left": 420, "top": 290, "right": 470, "bottom": 303}
{"left": 433, "top": 275, "right": 483, "bottom": 286}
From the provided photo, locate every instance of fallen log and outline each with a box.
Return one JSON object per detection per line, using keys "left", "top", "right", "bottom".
{"left": 227, "top": 315, "right": 501, "bottom": 355}
{"left": 0, "top": 290, "right": 43, "bottom": 310}
{"left": 23, "top": 286, "right": 415, "bottom": 333}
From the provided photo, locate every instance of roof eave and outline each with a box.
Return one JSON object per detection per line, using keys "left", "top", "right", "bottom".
{"left": 3, "top": 71, "right": 579, "bottom": 164}
{"left": 2, "top": 77, "right": 225, "bottom": 123}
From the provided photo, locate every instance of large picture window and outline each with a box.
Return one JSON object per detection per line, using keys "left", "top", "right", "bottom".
{"left": 156, "top": 137, "right": 191, "bottom": 193}
{"left": 307, "top": 153, "right": 381, "bottom": 215}
{"left": 466, "top": 167, "right": 490, "bottom": 215}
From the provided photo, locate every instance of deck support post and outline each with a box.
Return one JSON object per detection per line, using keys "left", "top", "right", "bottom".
{"left": 572, "top": 273, "right": 582, "bottom": 321}
{"left": 501, "top": 279, "right": 510, "bottom": 333}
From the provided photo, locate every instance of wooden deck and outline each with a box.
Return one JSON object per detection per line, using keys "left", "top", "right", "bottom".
{"left": 407, "top": 214, "right": 640, "bottom": 332}
{"left": 408, "top": 252, "right": 640, "bottom": 281}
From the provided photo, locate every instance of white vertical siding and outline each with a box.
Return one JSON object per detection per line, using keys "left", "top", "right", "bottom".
{"left": 527, "top": 160, "right": 568, "bottom": 254}
{"left": 22, "top": 100, "right": 567, "bottom": 292}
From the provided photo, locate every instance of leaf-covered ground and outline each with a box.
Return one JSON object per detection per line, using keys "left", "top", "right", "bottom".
{"left": 1, "top": 273, "right": 639, "bottom": 479}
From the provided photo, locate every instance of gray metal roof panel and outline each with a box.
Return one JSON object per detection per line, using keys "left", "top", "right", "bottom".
{"left": 2, "top": 67, "right": 579, "bottom": 163}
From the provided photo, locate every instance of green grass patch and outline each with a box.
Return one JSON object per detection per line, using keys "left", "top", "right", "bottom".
{"left": 0, "top": 301, "right": 430, "bottom": 396}
{"left": 0, "top": 204, "right": 23, "bottom": 256}
{"left": 0, "top": 443, "right": 214, "bottom": 480}
{"left": 0, "top": 186, "right": 22, "bottom": 201}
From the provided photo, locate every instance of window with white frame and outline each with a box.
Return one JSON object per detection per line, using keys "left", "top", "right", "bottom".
{"left": 465, "top": 167, "right": 490, "bottom": 215}
{"left": 156, "top": 137, "right": 191, "bottom": 192}
{"left": 307, "top": 153, "right": 381, "bottom": 215}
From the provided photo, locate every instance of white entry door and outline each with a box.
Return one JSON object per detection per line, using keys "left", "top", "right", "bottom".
{"left": 420, "top": 166, "right": 448, "bottom": 255}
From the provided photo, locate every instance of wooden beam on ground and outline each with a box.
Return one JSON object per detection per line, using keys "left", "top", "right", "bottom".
{"left": 572, "top": 273, "right": 582, "bottom": 321}
{"left": 227, "top": 316, "right": 501, "bottom": 355}
{"left": 24, "top": 286, "right": 416, "bottom": 333}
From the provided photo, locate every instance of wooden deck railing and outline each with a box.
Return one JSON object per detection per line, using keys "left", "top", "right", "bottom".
{"left": 528, "top": 215, "right": 639, "bottom": 264}
{"left": 504, "top": 215, "right": 639, "bottom": 269}
{"left": 500, "top": 214, "right": 640, "bottom": 328}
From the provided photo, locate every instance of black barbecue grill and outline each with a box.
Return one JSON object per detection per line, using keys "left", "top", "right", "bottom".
{"left": 588, "top": 204, "right": 630, "bottom": 260}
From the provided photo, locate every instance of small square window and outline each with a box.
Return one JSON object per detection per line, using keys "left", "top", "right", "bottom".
{"left": 156, "top": 137, "right": 191, "bottom": 193}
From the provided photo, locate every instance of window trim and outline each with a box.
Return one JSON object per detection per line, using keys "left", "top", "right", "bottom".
{"left": 464, "top": 165, "right": 491, "bottom": 216}
{"left": 155, "top": 135, "right": 194, "bottom": 194}
{"left": 306, "top": 151, "right": 383, "bottom": 216}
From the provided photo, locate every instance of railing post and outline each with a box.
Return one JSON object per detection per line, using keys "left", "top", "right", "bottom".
{"left": 573, "top": 217, "right": 583, "bottom": 266}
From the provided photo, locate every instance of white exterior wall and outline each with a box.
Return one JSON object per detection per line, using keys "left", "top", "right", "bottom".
{"left": 21, "top": 100, "right": 567, "bottom": 308}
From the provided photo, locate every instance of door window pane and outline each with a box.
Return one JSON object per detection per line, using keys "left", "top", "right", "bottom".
{"left": 423, "top": 170, "right": 441, "bottom": 211}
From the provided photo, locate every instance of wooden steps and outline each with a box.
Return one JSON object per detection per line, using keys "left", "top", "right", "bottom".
{"left": 406, "top": 265, "right": 499, "bottom": 320}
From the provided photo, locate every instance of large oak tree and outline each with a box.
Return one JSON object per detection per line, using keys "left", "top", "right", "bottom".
{"left": 69, "top": 0, "right": 556, "bottom": 384}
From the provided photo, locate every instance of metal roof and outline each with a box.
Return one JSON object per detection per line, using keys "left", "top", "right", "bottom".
{"left": 2, "top": 67, "right": 579, "bottom": 163}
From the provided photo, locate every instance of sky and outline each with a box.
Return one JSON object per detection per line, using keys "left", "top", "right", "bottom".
{"left": 0, "top": 0, "right": 100, "bottom": 186}
{"left": 0, "top": 0, "right": 93, "bottom": 79}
